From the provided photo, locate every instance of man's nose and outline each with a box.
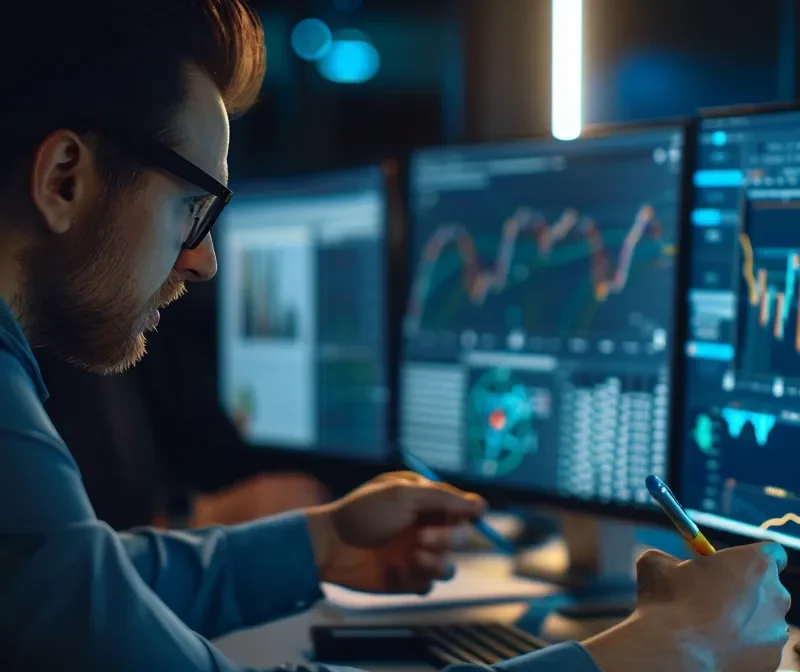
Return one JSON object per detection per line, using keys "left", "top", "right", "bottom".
{"left": 174, "top": 234, "right": 217, "bottom": 282}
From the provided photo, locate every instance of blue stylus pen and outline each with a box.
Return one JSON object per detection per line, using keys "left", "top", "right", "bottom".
{"left": 402, "top": 453, "right": 516, "bottom": 555}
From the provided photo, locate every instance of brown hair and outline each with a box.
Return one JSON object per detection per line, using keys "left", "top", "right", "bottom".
{"left": 0, "top": 0, "right": 266, "bottom": 184}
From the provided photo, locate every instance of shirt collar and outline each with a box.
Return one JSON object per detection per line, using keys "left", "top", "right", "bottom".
{"left": 0, "top": 297, "right": 49, "bottom": 402}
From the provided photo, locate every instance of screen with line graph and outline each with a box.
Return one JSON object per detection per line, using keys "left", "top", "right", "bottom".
{"left": 404, "top": 148, "right": 679, "bottom": 349}
{"left": 680, "top": 107, "right": 800, "bottom": 550}
{"left": 400, "top": 127, "right": 683, "bottom": 504}
{"left": 218, "top": 166, "right": 390, "bottom": 461}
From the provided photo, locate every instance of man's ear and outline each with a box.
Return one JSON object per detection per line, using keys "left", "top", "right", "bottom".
{"left": 29, "top": 130, "right": 95, "bottom": 235}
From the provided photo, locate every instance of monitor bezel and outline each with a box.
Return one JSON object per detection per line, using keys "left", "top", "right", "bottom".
{"left": 674, "top": 99, "right": 800, "bottom": 570}
{"left": 394, "top": 118, "right": 694, "bottom": 527}
{"left": 215, "top": 161, "right": 400, "bottom": 480}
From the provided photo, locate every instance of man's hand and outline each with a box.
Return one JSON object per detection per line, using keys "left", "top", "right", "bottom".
{"left": 584, "top": 542, "right": 791, "bottom": 672}
{"left": 305, "top": 472, "right": 486, "bottom": 595}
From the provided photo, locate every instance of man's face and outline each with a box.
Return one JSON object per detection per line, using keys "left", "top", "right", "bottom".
{"left": 24, "top": 67, "right": 227, "bottom": 373}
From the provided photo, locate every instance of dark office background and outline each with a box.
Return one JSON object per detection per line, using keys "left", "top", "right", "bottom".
{"left": 229, "top": 0, "right": 797, "bottom": 183}
{"left": 187, "top": 0, "right": 800, "bottom": 367}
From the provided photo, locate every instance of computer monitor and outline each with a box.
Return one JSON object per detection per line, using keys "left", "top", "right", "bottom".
{"left": 399, "top": 125, "right": 687, "bottom": 513}
{"left": 678, "top": 104, "right": 800, "bottom": 552}
{"left": 218, "top": 165, "right": 391, "bottom": 462}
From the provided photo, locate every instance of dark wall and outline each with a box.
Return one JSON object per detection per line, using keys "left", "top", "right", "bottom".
{"left": 234, "top": 2, "right": 795, "bottom": 167}
{"left": 461, "top": 0, "right": 795, "bottom": 141}
{"left": 230, "top": 1, "right": 459, "bottom": 181}
{"left": 585, "top": 0, "right": 787, "bottom": 123}
{"left": 462, "top": 0, "right": 552, "bottom": 142}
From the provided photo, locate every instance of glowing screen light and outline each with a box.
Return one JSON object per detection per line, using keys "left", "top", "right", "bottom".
{"left": 551, "top": 0, "right": 583, "bottom": 141}
{"left": 291, "top": 18, "right": 332, "bottom": 62}
{"left": 317, "top": 30, "right": 380, "bottom": 84}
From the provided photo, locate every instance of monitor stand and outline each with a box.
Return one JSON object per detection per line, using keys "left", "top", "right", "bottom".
{"left": 513, "top": 512, "right": 638, "bottom": 619}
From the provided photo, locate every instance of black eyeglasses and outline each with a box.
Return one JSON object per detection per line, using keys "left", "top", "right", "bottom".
{"left": 103, "top": 131, "right": 232, "bottom": 250}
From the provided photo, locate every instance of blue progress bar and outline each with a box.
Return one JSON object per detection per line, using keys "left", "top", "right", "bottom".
{"left": 693, "top": 170, "right": 743, "bottom": 188}
{"left": 687, "top": 342, "right": 734, "bottom": 361}
{"left": 692, "top": 209, "right": 722, "bottom": 226}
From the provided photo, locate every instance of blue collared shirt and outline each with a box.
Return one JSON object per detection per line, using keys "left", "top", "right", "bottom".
{"left": 0, "top": 297, "right": 599, "bottom": 671}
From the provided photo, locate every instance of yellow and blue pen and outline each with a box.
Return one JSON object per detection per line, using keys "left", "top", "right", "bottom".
{"left": 646, "top": 475, "right": 716, "bottom": 556}
{"left": 402, "top": 453, "right": 516, "bottom": 555}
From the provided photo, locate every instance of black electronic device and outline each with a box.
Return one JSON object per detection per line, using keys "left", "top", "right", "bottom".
{"left": 311, "top": 623, "right": 548, "bottom": 668}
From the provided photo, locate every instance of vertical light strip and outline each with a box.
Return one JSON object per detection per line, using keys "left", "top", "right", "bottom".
{"left": 551, "top": 0, "right": 583, "bottom": 141}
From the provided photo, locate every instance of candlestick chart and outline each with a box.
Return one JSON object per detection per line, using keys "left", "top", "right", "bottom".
{"left": 735, "top": 199, "right": 800, "bottom": 380}
{"left": 406, "top": 203, "right": 676, "bottom": 341}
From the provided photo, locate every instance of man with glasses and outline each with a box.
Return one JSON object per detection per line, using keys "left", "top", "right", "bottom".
{"left": 0, "top": 1, "right": 792, "bottom": 671}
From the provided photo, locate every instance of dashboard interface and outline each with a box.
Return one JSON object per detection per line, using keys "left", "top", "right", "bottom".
{"left": 400, "top": 129, "right": 684, "bottom": 505}
{"left": 681, "top": 110, "right": 800, "bottom": 549}
{"left": 218, "top": 167, "right": 389, "bottom": 460}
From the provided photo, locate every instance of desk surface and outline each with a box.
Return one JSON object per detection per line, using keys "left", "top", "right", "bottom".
{"left": 214, "top": 554, "right": 800, "bottom": 672}
{"left": 216, "top": 605, "right": 800, "bottom": 672}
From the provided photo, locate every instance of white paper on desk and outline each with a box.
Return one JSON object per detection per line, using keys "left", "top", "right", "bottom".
{"left": 322, "top": 555, "right": 559, "bottom": 612}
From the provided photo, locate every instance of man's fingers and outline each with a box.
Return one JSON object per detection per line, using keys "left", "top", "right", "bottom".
{"left": 384, "top": 472, "right": 475, "bottom": 499}
{"left": 418, "top": 525, "right": 459, "bottom": 551}
{"left": 373, "top": 473, "right": 486, "bottom": 520}
{"left": 372, "top": 471, "right": 425, "bottom": 485}
{"left": 399, "top": 482, "right": 486, "bottom": 518}
{"left": 635, "top": 549, "right": 680, "bottom": 603}
{"left": 384, "top": 561, "right": 437, "bottom": 596}
{"left": 758, "top": 541, "right": 789, "bottom": 573}
{"left": 414, "top": 549, "right": 456, "bottom": 582}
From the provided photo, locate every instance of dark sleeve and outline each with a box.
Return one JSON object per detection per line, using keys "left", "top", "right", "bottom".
{"left": 0, "top": 349, "right": 322, "bottom": 670}
{"left": 118, "top": 512, "right": 325, "bottom": 638}
{"left": 37, "top": 349, "right": 163, "bottom": 530}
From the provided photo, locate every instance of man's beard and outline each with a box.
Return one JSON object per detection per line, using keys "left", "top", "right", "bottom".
{"left": 20, "top": 193, "right": 185, "bottom": 374}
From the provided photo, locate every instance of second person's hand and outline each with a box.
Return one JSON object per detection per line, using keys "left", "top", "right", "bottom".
{"left": 305, "top": 471, "right": 486, "bottom": 595}
{"left": 584, "top": 542, "right": 791, "bottom": 672}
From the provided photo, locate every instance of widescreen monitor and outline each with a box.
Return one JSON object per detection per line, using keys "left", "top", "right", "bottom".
{"left": 679, "top": 106, "right": 800, "bottom": 550}
{"left": 399, "top": 126, "right": 686, "bottom": 510}
{"left": 218, "top": 166, "right": 390, "bottom": 462}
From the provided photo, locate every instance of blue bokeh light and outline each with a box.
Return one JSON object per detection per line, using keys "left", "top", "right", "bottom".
{"left": 711, "top": 130, "right": 728, "bottom": 147}
{"left": 290, "top": 18, "right": 332, "bottom": 62}
{"left": 317, "top": 32, "right": 380, "bottom": 84}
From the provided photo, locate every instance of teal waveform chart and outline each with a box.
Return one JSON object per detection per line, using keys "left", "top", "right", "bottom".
{"left": 720, "top": 407, "right": 778, "bottom": 447}
{"left": 708, "top": 413, "right": 800, "bottom": 534}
